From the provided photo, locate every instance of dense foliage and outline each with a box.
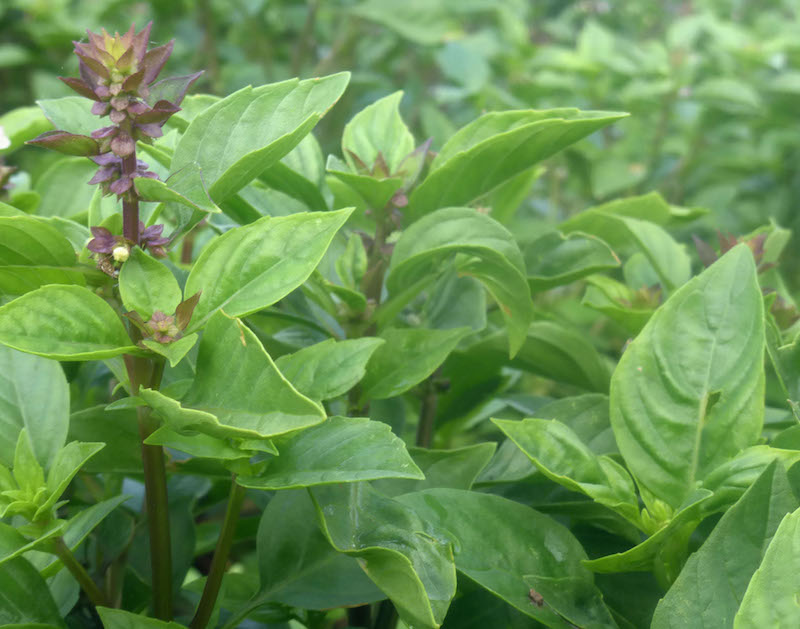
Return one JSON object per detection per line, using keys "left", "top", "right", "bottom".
{"left": 1, "top": 2, "right": 800, "bottom": 629}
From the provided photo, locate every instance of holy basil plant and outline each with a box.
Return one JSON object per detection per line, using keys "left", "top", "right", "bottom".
{"left": 1, "top": 20, "right": 799, "bottom": 629}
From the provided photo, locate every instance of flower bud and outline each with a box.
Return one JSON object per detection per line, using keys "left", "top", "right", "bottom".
{"left": 112, "top": 245, "right": 130, "bottom": 262}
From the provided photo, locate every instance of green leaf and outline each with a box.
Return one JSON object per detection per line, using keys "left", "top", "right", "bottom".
{"left": 0, "top": 105, "right": 52, "bottom": 156}
{"left": 0, "top": 216, "right": 76, "bottom": 267}
{"left": 184, "top": 208, "right": 352, "bottom": 332}
{"left": 275, "top": 337, "right": 384, "bottom": 400}
{"left": 652, "top": 462, "right": 799, "bottom": 629}
{"left": 0, "top": 266, "right": 89, "bottom": 298}
{"left": 96, "top": 608, "right": 187, "bottom": 628}
{"left": 34, "top": 442, "right": 105, "bottom": 519}
{"left": 37, "top": 97, "right": 97, "bottom": 136}
{"left": 311, "top": 482, "right": 456, "bottom": 629}
{"left": 326, "top": 155, "right": 403, "bottom": 209}
{"left": 255, "top": 489, "right": 384, "bottom": 610}
{"left": 584, "top": 489, "right": 713, "bottom": 575}
{"left": 171, "top": 73, "right": 350, "bottom": 203}
{"left": 13, "top": 429, "right": 44, "bottom": 494}
{"left": 335, "top": 232, "right": 367, "bottom": 291}
{"left": 0, "top": 520, "right": 63, "bottom": 567}
{"left": 398, "top": 489, "right": 617, "bottom": 628}
{"left": 34, "top": 158, "right": 98, "bottom": 218}
{"left": 119, "top": 247, "right": 182, "bottom": 320}
{"left": 144, "top": 426, "right": 252, "bottom": 460}
{"left": 0, "top": 558, "right": 66, "bottom": 627}
{"left": 494, "top": 418, "right": 640, "bottom": 526}
{"left": 610, "top": 245, "right": 765, "bottom": 509}
{"left": 134, "top": 169, "right": 220, "bottom": 215}
{"left": 238, "top": 416, "right": 422, "bottom": 489}
{"left": 0, "top": 345, "right": 68, "bottom": 469}
{"left": 139, "top": 312, "right": 324, "bottom": 440}
{"left": 0, "top": 285, "right": 136, "bottom": 360}
{"left": 387, "top": 207, "right": 532, "bottom": 356}
{"left": 373, "top": 442, "right": 496, "bottom": 497}
{"left": 561, "top": 206, "right": 690, "bottom": 292}
{"left": 141, "top": 334, "right": 198, "bottom": 368}
{"left": 67, "top": 407, "right": 141, "bottom": 474}
{"left": 408, "top": 109, "right": 627, "bottom": 219}
{"left": 525, "top": 231, "right": 620, "bottom": 292}
{"left": 582, "top": 275, "right": 654, "bottom": 335}
{"left": 734, "top": 507, "right": 800, "bottom": 627}
{"left": 360, "top": 326, "right": 471, "bottom": 402}
{"left": 342, "top": 91, "right": 414, "bottom": 174}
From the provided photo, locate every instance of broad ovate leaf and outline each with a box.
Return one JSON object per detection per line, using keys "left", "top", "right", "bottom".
{"left": 0, "top": 285, "right": 136, "bottom": 360}
{"left": 171, "top": 73, "right": 350, "bottom": 203}
{"left": 118, "top": 247, "right": 182, "bottom": 320}
{"left": 237, "top": 416, "right": 423, "bottom": 489}
{"left": 139, "top": 312, "right": 324, "bottom": 440}
{"left": 610, "top": 244, "right": 764, "bottom": 510}
{"left": 184, "top": 208, "right": 352, "bottom": 331}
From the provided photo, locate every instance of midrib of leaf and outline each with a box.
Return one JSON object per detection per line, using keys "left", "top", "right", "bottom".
{"left": 687, "top": 292, "right": 731, "bottom": 491}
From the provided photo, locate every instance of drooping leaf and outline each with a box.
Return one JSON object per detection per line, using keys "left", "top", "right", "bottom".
{"left": 139, "top": 312, "right": 324, "bottom": 440}
{"left": 118, "top": 247, "right": 182, "bottom": 320}
{"left": 360, "top": 326, "right": 472, "bottom": 402}
{"left": 0, "top": 285, "right": 136, "bottom": 360}
{"left": 387, "top": 207, "right": 532, "bottom": 355}
{"left": 275, "top": 337, "right": 384, "bottom": 400}
{"left": 171, "top": 73, "right": 350, "bottom": 203}
{"left": 494, "top": 418, "right": 640, "bottom": 526}
{"left": 311, "top": 482, "right": 456, "bottom": 629}
{"left": 408, "top": 109, "right": 627, "bottom": 219}
{"left": 184, "top": 208, "right": 352, "bottom": 331}
{"left": 255, "top": 489, "right": 384, "bottom": 610}
{"left": 610, "top": 245, "right": 764, "bottom": 510}
{"left": 0, "top": 345, "right": 68, "bottom": 468}
{"left": 652, "top": 462, "right": 799, "bottom": 629}
{"left": 398, "top": 489, "right": 617, "bottom": 628}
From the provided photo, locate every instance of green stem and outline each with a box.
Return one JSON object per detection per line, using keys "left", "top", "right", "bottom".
{"left": 125, "top": 353, "right": 172, "bottom": 620}
{"left": 415, "top": 373, "right": 439, "bottom": 448}
{"left": 190, "top": 478, "right": 246, "bottom": 629}
{"left": 53, "top": 537, "right": 108, "bottom": 608}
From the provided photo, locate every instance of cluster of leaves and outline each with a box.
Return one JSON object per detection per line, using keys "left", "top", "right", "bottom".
{"left": 1, "top": 6, "right": 800, "bottom": 629}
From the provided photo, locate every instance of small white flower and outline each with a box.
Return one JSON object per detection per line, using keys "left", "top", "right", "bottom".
{"left": 112, "top": 245, "right": 130, "bottom": 262}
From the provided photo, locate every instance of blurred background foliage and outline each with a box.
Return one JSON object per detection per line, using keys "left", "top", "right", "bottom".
{"left": 0, "top": 0, "right": 797, "bottom": 293}
{"left": 3, "top": 0, "right": 800, "bottom": 280}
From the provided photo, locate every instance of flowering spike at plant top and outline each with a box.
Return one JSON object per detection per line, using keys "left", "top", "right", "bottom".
{"left": 139, "top": 222, "right": 169, "bottom": 257}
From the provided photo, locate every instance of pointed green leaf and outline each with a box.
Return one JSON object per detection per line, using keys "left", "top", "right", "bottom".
{"left": 184, "top": 208, "right": 352, "bottom": 331}
{"left": 0, "top": 520, "right": 64, "bottom": 567}
{"left": 342, "top": 91, "right": 414, "bottom": 174}
{"left": 141, "top": 334, "right": 198, "bottom": 368}
{"left": 275, "top": 337, "right": 384, "bottom": 400}
{"left": 326, "top": 155, "right": 403, "bottom": 209}
{"left": 13, "top": 429, "right": 44, "bottom": 494}
{"left": 360, "top": 326, "right": 471, "bottom": 402}
{"left": 35, "top": 441, "right": 104, "bottom": 519}
{"left": 143, "top": 426, "right": 251, "bottom": 461}
{"left": 0, "top": 345, "right": 68, "bottom": 469}
{"left": 610, "top": 245, "right": 765, "bottom": 509}
{"left": 398, "top": 489, "right": 617, "bottom": 628}
{"left": 172, "top": 73, "right": 350, "bottom": 203}
{"left": 238, "top": 416, "right": 422, "bottom": 490}
{"left": 734, "top": 507, "right": 800, "bottom": 627}
{"left": 0, "top": 285, "right": 136, "bottom": 360}
{"left": 311, "top": 482, "right": 456, "bottom": 629}
{"left": 119, "top": 247, "right": 182, "bottom": 320}
{"left": 134, "top": 168, "right": 220, "bottom": 215}
{"left": 652, "top": 462, "right": 799, "bottom": 629}
{"left": 387, "top": 207, "right": 531, "bottom": 355}
{"left": 494, "top": 418, "right": 640, "bottom": 526}
{"left": 408, "top": 109, "right": 627, "bottom": 219}
{"left": 140, "top": 312, "right": 324, "bottom": 440}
